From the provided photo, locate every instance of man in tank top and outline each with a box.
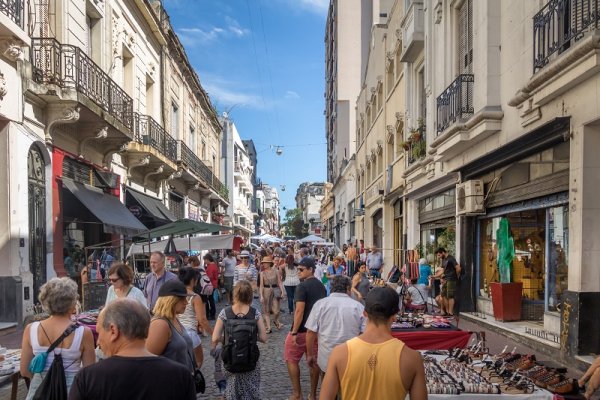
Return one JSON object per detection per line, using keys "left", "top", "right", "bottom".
{"left": 320, "top": 287, "right": 427, "bottom": 400}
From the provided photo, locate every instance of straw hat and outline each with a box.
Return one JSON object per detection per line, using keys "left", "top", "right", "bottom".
{"left": 261, "top": 256, "right": 274, "bottom": 264}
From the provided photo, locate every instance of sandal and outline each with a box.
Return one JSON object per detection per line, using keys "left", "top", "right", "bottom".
{"left": 275, "top": 322, "right": 283, "bottom": 330}
{"left": 266, "top": 328, "right": 272, "bottom": 334}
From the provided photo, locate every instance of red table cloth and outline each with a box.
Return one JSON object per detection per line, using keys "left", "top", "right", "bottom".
{"left": 392, "top": 329, "right": 472, "bottom": 350}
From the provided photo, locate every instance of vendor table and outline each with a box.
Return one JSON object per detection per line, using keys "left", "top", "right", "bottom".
{"left": 392, "top": 327, "right": 472, "bottom": 350}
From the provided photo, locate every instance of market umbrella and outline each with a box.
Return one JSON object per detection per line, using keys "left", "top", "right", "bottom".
{"left": 143, "top": 218, "right": 231, "bottom": 240}
{"left": 299, "top": 234, "right": 325, "bottom": 243}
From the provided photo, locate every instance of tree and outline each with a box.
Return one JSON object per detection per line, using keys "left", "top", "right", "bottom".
{"left": 282, "top": 208, "right": 304, "bottom": 238}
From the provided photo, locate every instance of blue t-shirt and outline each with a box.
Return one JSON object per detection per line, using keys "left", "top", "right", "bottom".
{"left": 418, "top": 264, "right": 432, "bottom": 285}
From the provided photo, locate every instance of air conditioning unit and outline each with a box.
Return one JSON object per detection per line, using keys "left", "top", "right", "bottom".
{"left": 213, "top": 205, "right": 226, "bottom": 214}
{"left": 456, "top": 180, "right": 485, "bottom": 215}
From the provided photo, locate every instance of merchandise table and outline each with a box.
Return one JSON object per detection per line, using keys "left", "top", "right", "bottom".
{"left": 413, "top": 353, "right": 554, "bottom": 400}
{"left": 392, "top": 327, "right": 472, "bottom": 350}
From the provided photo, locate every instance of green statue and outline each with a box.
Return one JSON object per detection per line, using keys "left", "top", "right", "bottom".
{"left": 496, "top": 217, "right": 515, "bottom": 283}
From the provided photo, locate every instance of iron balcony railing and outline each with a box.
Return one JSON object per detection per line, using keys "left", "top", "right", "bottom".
{"left": 0, "top": 0, "right": 23, "bottom": 28}
{"left": 436, "top": 74, "right": 474, "bottom": 136}
{"left": 533, "top": 0, "right": 600, "bottom": 72}
{"left": 31, "top": 38, "right": 134, "bottom": 131}
{"left": 133, "top": 113, "right": 178, "bottom": 163}
{"left": 177, "top": 141, "right": 228, "bottom": 201}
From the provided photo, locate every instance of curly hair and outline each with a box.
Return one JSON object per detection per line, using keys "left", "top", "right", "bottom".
{"left": 38, "top": 277, "right": 79, "bottom": 315}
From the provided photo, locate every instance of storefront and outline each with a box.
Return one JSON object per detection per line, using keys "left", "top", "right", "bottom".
{"left": 460, "top": 118, "right": 570, "bottom": 325}
{"left": 418, "top": 188, "right": 456, "bottom": 263}
{"left": 125, "top": 187, "right": 176, "bottom": 229}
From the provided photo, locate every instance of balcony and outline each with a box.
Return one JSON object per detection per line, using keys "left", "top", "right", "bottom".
{"left": 132, "top": 113, "right": 178, "bottom": 164}
{"left": 177, "top": 141, "right": 229, "bottom": 203}
{"left": 0, "top": 0, "right": 23, "bottom": 29}
{"left": 533, "top": 0, "right": 600, "bottom": 72}
{"left": 406, "top": 126, "right": 427, "bottom": 166}
{"left": 31, "top": 38, "right": 134, "bottom": 132}
{"left": 400, "top": 0, "right": 424, "bottom": 62}
{"left": 436, "top": 74, "right": 474, "bottom": 136}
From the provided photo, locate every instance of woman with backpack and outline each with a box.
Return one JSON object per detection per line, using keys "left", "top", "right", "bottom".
{"left": 211, "top": 280, "right": 267, "bottom": 400}
{"left": 20, "top": 278, "right": 96, "bottom": 399}
{"left": 178, "top": 267, "right": 213, "bottom": 367}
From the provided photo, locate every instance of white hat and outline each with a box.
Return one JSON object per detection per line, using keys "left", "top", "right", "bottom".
{"left": 239, "top": 250, "right": 250, "bottom": 258}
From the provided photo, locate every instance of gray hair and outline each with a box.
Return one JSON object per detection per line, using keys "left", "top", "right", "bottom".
{"left": 330, "top": 275, "right": 352, "bottom": 294}
{"left": 101, "top": 299, "right": 150, "bottom": 340}
{"left": 38, "top": 277, "right": 78, "bottom": 315}
{"left": 150, "top": 251, "right": 165, "bottom": 262}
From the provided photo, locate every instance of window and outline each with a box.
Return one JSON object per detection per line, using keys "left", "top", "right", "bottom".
{"left": 145, "top": 76, "right": 154, "bottom": 117}
{"left": 122, "top": 47, "right": 134, "bottom": 97}
{"left": 189, "top": 126, "right": 195, "bottom": 152}
{"left": 171, "top": 103, "right": 179, "bottom": 139}
{"left": 458, "top": 0, "right": 473, "bottom": 74}
{"left": 201, "top": 140, "right": 206, "bottom": 160}
{"left": 417, "top": 67, "right": 426, "bottom": 121}
{"left": 387, "top": 59, "right": 394, "bottom": 94}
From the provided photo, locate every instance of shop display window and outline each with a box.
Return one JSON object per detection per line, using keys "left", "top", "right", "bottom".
{"left": 478, "top": 206, "right": 569, "bottom": 313}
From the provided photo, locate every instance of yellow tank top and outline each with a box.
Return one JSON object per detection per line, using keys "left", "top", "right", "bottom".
{"left": 340, "top": 337, "right": 407, "bottom": 400}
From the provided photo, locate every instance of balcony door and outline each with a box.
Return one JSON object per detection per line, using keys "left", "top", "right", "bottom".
{"left": 28, "top": 145, "right": 47, "bottom": 303}
{"left": 458, "top": 0, "right": 473, "bottom": 74}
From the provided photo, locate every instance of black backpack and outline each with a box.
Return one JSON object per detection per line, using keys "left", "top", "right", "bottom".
{"left": 221, "top": 306, "right": 260, "bottom": 373}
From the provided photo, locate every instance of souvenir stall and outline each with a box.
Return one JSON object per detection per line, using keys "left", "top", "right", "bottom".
{"left": 391, "top": 314, "right": 472, "bottom": 350}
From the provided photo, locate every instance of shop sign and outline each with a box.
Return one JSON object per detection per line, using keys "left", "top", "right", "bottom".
{"left": 188, "top": 203, "right": 200, "bottom": 221}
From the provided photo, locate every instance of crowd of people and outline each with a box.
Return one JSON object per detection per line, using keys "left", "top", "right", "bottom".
{"left": 19, "top": 240, "right": 600, "bottom": 400}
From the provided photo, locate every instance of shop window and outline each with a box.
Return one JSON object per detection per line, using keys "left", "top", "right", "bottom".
{"left": 547, "top": 206, "right": 568, "bottom": 312}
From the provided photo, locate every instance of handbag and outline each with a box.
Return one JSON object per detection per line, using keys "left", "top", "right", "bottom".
{"left": 29, "top": 323, "right": 79, "bottom": 374}
{"left": 273, "top": 287, "right": 282, "bottom": 299}
{"left": 185, "top": 346, "right": 205, "bottom": 393}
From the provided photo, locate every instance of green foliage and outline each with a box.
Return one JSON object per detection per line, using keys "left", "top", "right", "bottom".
{"left": 282, "top": 208, "right": 305, "bottom": 238}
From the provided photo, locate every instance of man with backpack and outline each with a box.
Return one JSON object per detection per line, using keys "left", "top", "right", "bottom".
{"left": 285, "top": 256, "right": 327, "bottom": 400}
{"left": 211, "top": 280, "right": 267, "bottom": 400}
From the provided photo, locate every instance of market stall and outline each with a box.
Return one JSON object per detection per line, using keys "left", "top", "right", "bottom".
{"left": 391, "top": 314, "right": 471, "bottom": 350}
{"left": 0, "top": 348, "right": 24, "bottom": 400}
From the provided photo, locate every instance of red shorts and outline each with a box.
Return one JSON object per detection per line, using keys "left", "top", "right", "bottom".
{"left": 284, "top": 332, "right": 318, "bottom": 364}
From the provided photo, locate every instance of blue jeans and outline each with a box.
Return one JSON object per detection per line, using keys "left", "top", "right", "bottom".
{"left": 285, "top": 285, "right": 296, "bottom": 313}
{"left": 369, "top": 269, "right": 381, "bottom": 279}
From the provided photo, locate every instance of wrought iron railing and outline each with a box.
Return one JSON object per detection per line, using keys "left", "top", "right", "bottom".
{"left": 407, "top": 127, "right": 427, "bottom": 165}
{"left": 133, "top": 113, "right": 178, "bottom": 163}
{"left": 177, "top": 141, "right": 227, "bottom": 200}
{"left": 533, "top": 0, "right": 600, "bottom": 71}
{"left": 0, "top": 0, "right": 23, "bottom": 28}
{"left": 31, "top": 38, "right": 134, "bottom": 131}
{"left": 436, "top": 74, "right": 474, "bottom": 135}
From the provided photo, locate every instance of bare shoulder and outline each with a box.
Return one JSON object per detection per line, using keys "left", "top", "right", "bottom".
{"left": 400, "top": 345, "right": 424, "bottom": 370}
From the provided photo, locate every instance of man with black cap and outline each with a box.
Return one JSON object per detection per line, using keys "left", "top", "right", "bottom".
{"left": 284, "top": 256, "right": 326, "bottom": 400}
{"left": 320, "top": 287, "right": 427, "bottom": 400}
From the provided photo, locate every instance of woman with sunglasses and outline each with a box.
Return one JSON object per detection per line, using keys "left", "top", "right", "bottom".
{"left": 104, "top": 262, "right": 147, "bottom": 307}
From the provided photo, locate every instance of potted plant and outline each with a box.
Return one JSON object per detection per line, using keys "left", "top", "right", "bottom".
{"left": 411, "top": 138, "right": 426, "bottom": 160}
{"left": 400, "top": 139, "right": 411, "bottom": 151}
{"left": 489, "top": 217, "right": 523, "bottom": 321}
{"left": 411, "top": 128, "right": 422, "bottom": 141}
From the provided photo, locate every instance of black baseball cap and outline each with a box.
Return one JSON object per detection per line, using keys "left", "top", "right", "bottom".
{"left": 298, "top": 256, "right": 316, "bottom": 270}
{"left": 158, "top": 280, "right": 188, "bottom": 297}
{"left": 365, "top": 287, "right": 400, "bottom": 318}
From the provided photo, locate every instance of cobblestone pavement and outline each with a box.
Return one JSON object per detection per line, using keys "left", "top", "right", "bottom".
{"left": 0, "top": 296, "right": 316, "bottom": 400}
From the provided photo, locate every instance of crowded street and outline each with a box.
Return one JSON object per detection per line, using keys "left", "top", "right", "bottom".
{"left": 1, "top": 0, "right": 600, "bottom": 399}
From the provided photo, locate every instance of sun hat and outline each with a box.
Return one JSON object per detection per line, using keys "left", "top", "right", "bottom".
{"left": 261, "top": 256, "right": 274, "bottom": 264}
{"left": 239, "top": 250, "right": 250, "bottom": 258}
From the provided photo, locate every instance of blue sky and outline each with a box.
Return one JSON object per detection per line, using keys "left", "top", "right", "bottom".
{"left": 163, "top": 0, "right": 328, "bottom": 212}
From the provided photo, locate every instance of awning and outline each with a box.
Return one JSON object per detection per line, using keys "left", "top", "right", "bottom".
{"left": 127, "top": 234, "right": 241, "bottom": 257}
{"left": 299, "top": 234, "right": 325, "bottom": 243}
{"left": 62, "top": 179, "right": 147, "bottom": 236}
{"left": 144, "top": 218, "right": 231, "bottom": 239}
{"left": 125, "top": 188, "right": 176, "bottom": 225}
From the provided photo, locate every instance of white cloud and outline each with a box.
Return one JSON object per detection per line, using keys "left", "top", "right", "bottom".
{"left": 203, "top": 83, "right": 265, "bottom": 110}
{"left": 178, "top": 17, "right": 249, "bottom": 46}
{"left": 284, "top": 90, "right": 300, "bottom": 99}
{"left": 298, "top": 0, "right": 329, "bottom": 15}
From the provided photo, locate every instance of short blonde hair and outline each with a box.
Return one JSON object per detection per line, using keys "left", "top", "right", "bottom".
{"left": 39, "top": 277, "right": 78, "bottom": 315}
{"left": 152, "top": 295, "right": 181, "bottom": 320}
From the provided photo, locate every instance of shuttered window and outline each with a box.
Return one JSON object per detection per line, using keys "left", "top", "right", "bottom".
{"left": 458, "top": 0, "right": 473, "bottom": 74}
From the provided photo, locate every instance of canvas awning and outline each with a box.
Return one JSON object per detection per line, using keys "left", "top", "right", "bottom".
{"left": 125, "top": 188, "right": 176, "bottom": 226}
{"left": 127, "top": 234, "right": 241, "bottom": 257}
{"left": 299, "top": 234, "right": 325, "bottom": 243}
{"left": 62, "top": 179, "right": 147, "bottom": 236}
{"left": 143, "top": 218, "right": 231, "bottom": 239}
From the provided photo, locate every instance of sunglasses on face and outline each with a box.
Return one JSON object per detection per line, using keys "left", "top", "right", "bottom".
{"left": 109, "top": 277, "right": 120, "bottom": 283}
{"left": 296, "top": 267, "right": 306, "bottom": 272}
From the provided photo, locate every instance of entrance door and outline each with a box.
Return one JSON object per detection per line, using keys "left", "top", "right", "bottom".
{"left": 28, "top": 146, "right": 47, "bottom": 303}
{"left": 372, "top": 209, "right": 383, "bottom": 249}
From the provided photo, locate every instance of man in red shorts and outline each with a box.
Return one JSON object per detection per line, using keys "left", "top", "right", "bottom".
{"left": 285, "top": 256, "right": 327, "bottom": 400}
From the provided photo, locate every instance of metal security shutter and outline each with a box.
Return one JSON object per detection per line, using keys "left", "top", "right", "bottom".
{"left": 63, "top": 157, "right": 93, "bottom": 185}
{"left": 169, "top": 192, "right": 184, "bottom": 220}
{"left": 458, "top": 0, "right": 473, "bottom": 74}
